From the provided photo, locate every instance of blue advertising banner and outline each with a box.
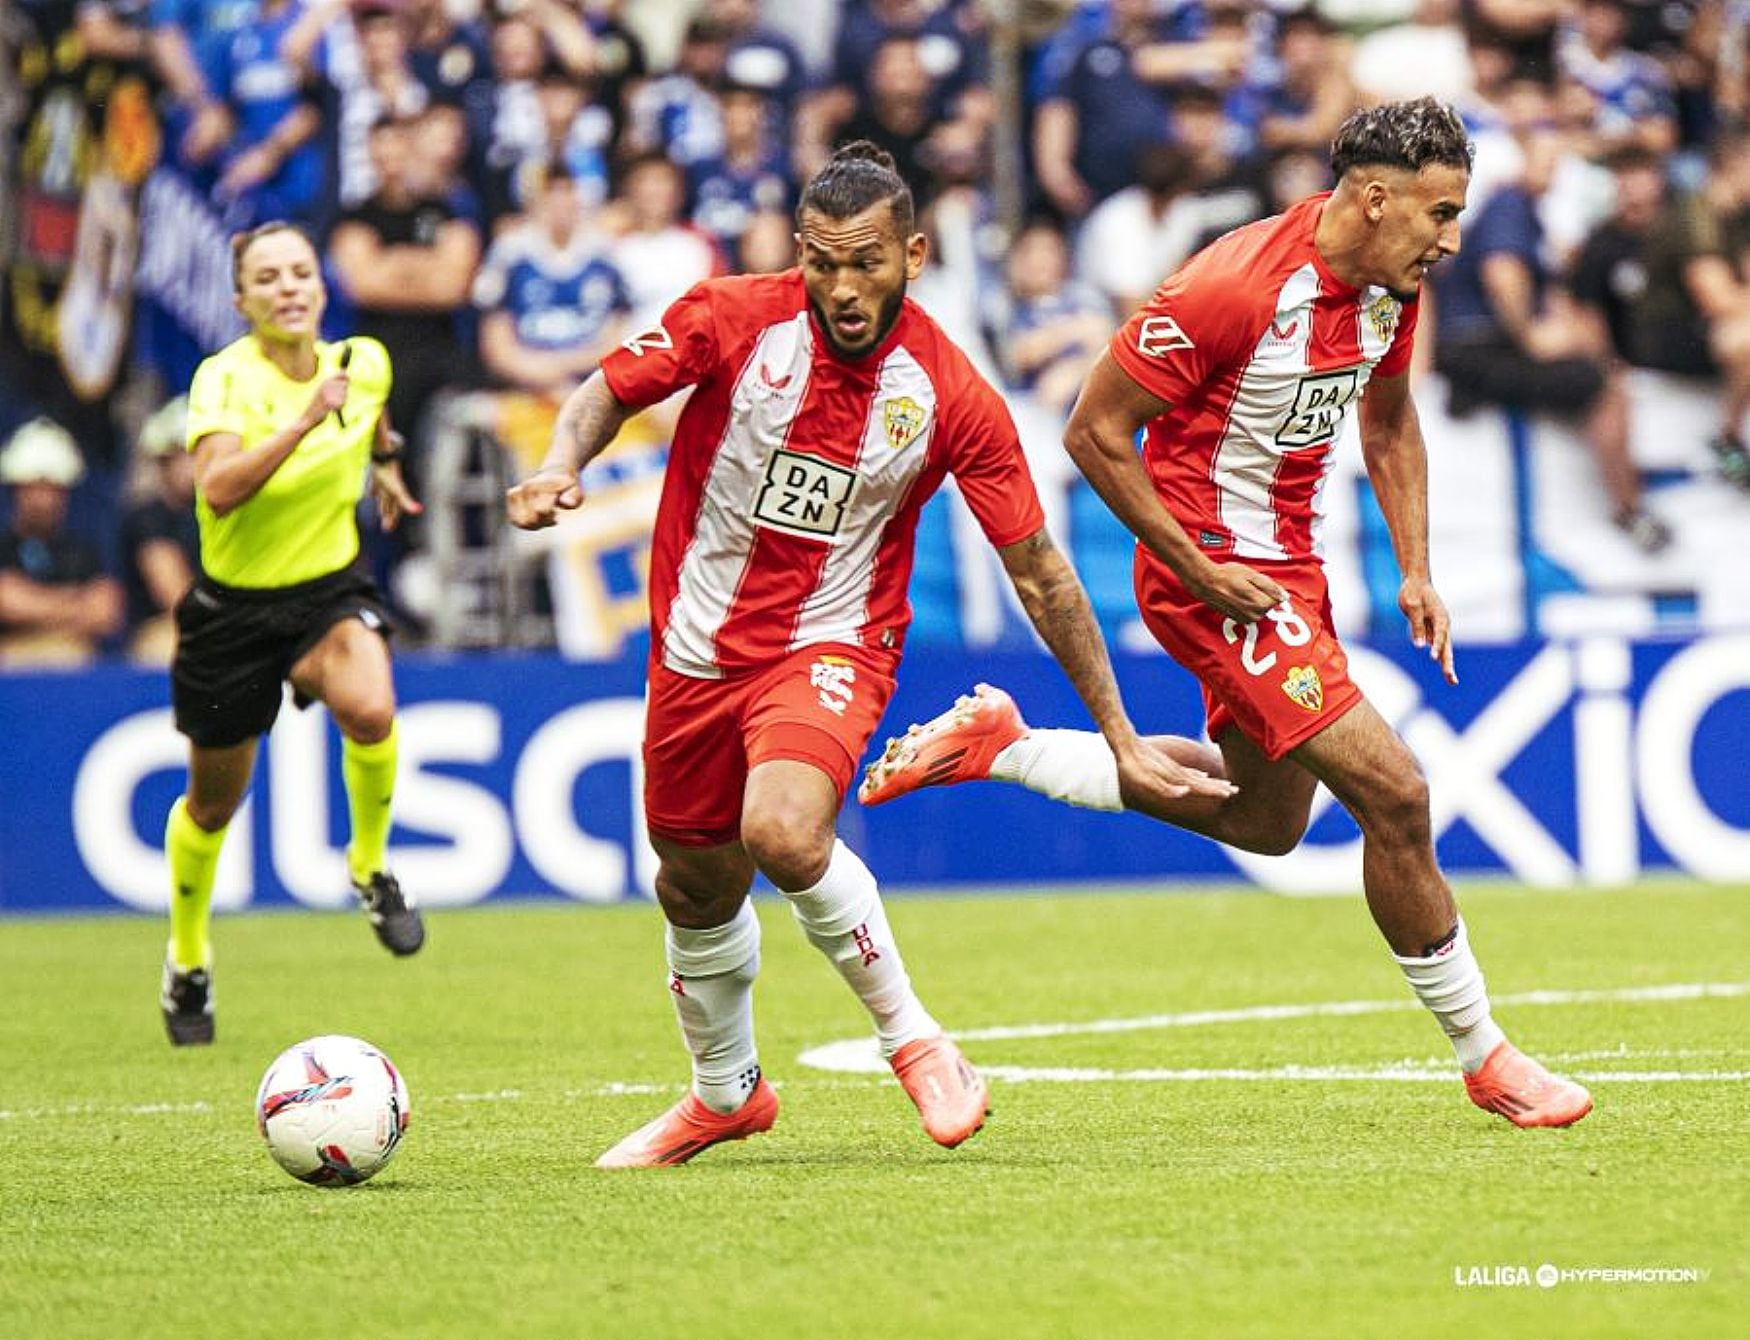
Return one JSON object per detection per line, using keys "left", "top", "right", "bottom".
{"left": 3, "top": 637, "right": 1748, "bottom": 914}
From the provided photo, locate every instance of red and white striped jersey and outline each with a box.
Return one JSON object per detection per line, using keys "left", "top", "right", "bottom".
{"left": 601, "top": 271, "right": 1045, "bottom": 677}
{"left": 1111, "top": 193, "right": 1419, "bottom": 564}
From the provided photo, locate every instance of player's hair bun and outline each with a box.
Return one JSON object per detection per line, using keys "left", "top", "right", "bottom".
{"left": 829, "top": 140, "right": 900, "bottom": 176}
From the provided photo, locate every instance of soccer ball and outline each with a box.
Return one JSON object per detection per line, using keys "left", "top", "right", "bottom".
{"left": 255, "top": 1035, "right": 411, "bottom": 1186}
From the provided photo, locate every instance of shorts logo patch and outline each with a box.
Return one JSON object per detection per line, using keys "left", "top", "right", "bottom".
{"left": 882, "top": 396, "right": 927, "bottom": 451}
{"left": 753, "top": 448, "right": 858, "bottom": 539}
{"left": 1282, "top": 664, "right": 1324, "bottom": 713}
{"left": 810, "top": 654, "right": 857, "bottom": 716}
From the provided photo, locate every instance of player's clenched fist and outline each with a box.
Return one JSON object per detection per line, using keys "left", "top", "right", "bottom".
{"left": 506, "top": 468, "right": 585, "bottom": 530}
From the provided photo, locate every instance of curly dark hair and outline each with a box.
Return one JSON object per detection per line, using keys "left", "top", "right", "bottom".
{"left": 798, "top": 140, "right": 915, "bottom": 237}
{"left": 1329, "top": 97, "right": 1473, "bottom": 179}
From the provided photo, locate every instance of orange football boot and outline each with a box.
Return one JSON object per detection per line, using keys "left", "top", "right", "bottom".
{"left": 595, "top": 1078, "right": 780, "bottom": 1168}
{"left": 890, "top": 1036, "right": 990, "bottom": 1148}
{"left": 1463, "top": 1042, "right": 1593, "bottom": 1128}
{"left": 858, "top": 684, "right": 1027, "bottom": 807}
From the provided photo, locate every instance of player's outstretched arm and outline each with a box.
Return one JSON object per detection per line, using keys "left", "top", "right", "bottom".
{"left": 1357, "top": 371, "right": 1456, "bottom": 684}
{"left": 1064, "top": 354, "right": 1285, "bottom": 622}
{"left": 505, "top": 372, "right": 632, "bottom": 530}
{"left": 998, "top": 529, "right": 1236, "bottom": 805}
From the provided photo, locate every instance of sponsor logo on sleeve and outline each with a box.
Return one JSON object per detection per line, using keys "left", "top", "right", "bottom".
{"left": 752, "top": 448, "right": 859, "bottom": 539}
{"left": 621, "top": 324, "right": 674, "bottom": 357}
{"left": 1136, "top": 314, "right": 1195, "bottom": 358}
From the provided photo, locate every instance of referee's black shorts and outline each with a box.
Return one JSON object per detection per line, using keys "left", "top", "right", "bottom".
{"left": 171, "top": 565, "right": 393, "bottom": 749}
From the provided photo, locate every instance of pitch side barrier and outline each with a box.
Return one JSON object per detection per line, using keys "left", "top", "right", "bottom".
{"left": 2, "top": 637, "right": 1747, "bottom": 912}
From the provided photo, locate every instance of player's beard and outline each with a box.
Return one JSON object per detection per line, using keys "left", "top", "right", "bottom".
{"left": 813, "top": 276, "right": 907, "bottom": 360}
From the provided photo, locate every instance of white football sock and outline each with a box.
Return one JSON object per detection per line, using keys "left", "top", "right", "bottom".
{"left": 990, "top": 729, "right": 1123, "bottom": 811}
{"left": 1392, "top": 919, "right": 1507, "bottom": 1073}
{"left": 665, "top": 900, "right": 762, "bottom": 1114}
{"left": 781, "top": 838, "right": 938, "bottom": 1056}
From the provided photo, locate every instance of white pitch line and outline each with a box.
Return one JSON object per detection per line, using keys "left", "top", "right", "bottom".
{"left": 797, "top": 981, "right": 1750, "bottom": 1080}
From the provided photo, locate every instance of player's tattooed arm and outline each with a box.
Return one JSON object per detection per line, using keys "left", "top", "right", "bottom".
{"left": 507, "top": 373, "right": 634, "bottom": 530}
{"left": 998, "top": 529, "right": 1234, "bottom": 803}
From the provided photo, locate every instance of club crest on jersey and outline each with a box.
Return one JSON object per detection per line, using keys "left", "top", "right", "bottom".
{"left": 1282, "top": 664, "right": 1324, "bottom": 713}
{"left": 753, "top": 448, "right": 858, "bottom": 539}
{"left": 882, "top": 396, "right": 927, "bottom": 451}
{"left": 1366, "top": 293, "right": 1400, "bottom": 344}
{"left": 810, "top": 655, "right": 857, "bottom": 716}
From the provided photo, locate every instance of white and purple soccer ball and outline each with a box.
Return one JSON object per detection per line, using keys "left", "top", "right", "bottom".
{"left": 255, "top": 1035, "right": 411, "bottom": 1186}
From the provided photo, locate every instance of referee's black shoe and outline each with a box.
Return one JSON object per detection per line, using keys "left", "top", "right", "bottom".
{"left": 353, "top": 870, "right": 426, "bottom": 956}
{"left": 161, "top": 957, "right": 215, "bottom": 1046}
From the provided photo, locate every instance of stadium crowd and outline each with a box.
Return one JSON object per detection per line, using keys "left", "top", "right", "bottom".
{"left": 4, "top": 0, "right": 1750, "bottom": 664}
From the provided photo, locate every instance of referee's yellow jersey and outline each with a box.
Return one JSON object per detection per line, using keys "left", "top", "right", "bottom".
{"left": 184, "top": 336, "right": 393, "bottom": 588}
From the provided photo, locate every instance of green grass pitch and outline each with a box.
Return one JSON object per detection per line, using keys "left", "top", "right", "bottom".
{"left": 1, "top": 881, "right": 1744, "bottom": 1339}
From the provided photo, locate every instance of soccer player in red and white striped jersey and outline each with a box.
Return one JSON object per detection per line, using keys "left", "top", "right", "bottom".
{"left": 508, "top": 142, "right": 1230, "bottom": 1166}
{"left": 863, "top": 101, "right": 1593, "bottom": 1129}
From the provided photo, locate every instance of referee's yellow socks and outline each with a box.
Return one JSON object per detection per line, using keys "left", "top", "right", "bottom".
{"left": 343, "top": 721, "right": 399, "bottom": 885}
{"left": 166, "top": 797, "right": 226, "bottom": 969}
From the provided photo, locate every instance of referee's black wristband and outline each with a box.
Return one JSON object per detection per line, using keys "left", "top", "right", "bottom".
{"left": 371, "top": 431, "right": 406, "bottom": 464}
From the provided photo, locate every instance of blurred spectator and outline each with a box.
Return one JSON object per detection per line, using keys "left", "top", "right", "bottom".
{"left": 410, "top": 98, "right": 485, "bottom": 228}
{"left": 627, "top": 16, "right": 729, "bottom": 169}
{"left": 1168, "top": 83, "right": 1268, "bottom": 243}
{"left": 996, "top": 218, "right": 1111, "bottom": 416}
{"left": 1351, "top": 0, "right": 1474, "bottom": 105}
{"left": 827, "top": 0, "right": 985, "bottom": 119}
{"left": 1569, "top": 144, "right": 1668, "bottom": 366}
{"left": 1466, "top": 0, "right": 1563, "bottom": 78}
{"left": 802, "top": 0, "right": 992, "bottom": 182}
{"left": 1557, "top": 0, "right": 1679, "bottom": 156}
{"left": 1032, "top": 0, "right": 1175, "bottom": 218}
{"left": 1253, "top": 10, "right": 1354, "bottom": 157}
{"left": 146, "top": 0, "right": 259, "bottom": 174}
{"left": 1263, "top": 145, "right": 1332, "bottom": 216}
{"left": 473, "top": 9, "right": 554, "bottom": 196}
{"left": 576, "top": 0, "right": 647, "bottom": 147}
{"left": 738, "top": 208, "right": 797, "bottom": 274}
{"left": 473, "top": 161, "right": 630, "bottom": 398}
{"left": 482, "top": 57, "right": 613, "bottom": 228}
{"left": 835, "top": 34, "right": 942, "bottom": 199}
{"left": 329, "top": 115, "right": 483, "bottom": 465}
{"left": 118, "top": 396, "right": 198, "bottom": 662}
{"left": 1074, "top": 142, "right": 1207, "bottom": 319}
{"left": 402, "top": 0, "right": 493, "bottom": 131}
{"left": 289, "top": 0, "right": 434, "bottom": 213}
{"left": 688, "top": 82, "right": 795, "bottom": 269}
{"left": 705, "top": 0, "right": 809, "bottom": 120}
{"left": 1626, "top": 130, "right": 1750, "bottom": 488}
{"left": 1431, "top": 103, "right": 1673, "bottom": 552}
{"left": 609, "top": 153, "right": 724, "bottom": 333}
{"left": 209, "top": 0, "right": 324, "bottom": 226}
{"left": 0, "top": 418, "right": 123, "bottom": 664}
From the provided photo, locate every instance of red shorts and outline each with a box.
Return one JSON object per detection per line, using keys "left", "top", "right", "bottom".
{"left": 1134, "top": 551, "right": 1362, "bottom": 761}
{"left": 643, "top": 643, "right": 899, "bottom": 847}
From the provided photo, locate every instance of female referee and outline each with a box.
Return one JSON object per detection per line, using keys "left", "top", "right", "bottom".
{"left": 161, "top": 221, "right": 425, "bottom": 1046}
